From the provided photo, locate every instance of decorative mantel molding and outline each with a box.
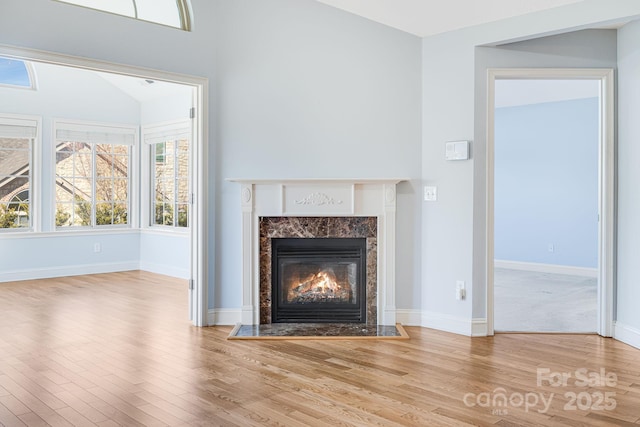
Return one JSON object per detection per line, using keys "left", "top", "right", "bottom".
{"left": 228, "top": 178, "right": 408, "bottom": 326}
{"left": 294, "top": 192, "right": 343, "bottom": 206}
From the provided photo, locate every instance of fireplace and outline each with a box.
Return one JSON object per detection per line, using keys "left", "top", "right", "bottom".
{"left": 230, "top": 178, "right": 404, "bottom": 326}
{"left": 271, "top": 237, "right": 367, "bottom": 323}
{"left": 259, "top": 216, "right": 377, "bottom": 325}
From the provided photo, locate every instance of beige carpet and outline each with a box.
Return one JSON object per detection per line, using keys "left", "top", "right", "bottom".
{"left": 494, "top": 268, "right": 597, "bottom": 333}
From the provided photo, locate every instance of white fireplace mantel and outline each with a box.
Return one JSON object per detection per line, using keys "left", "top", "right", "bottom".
{"left": 228, "top": 178, "right": 408, "bottom": 325}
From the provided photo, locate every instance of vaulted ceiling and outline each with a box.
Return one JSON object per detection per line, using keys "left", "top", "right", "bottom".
{"left": 314, "top": 0, "right": 584, "bottom": 37}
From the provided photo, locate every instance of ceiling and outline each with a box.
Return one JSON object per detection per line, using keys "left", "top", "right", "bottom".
{"left": 315, "top": 0, "right": 584, "bottom": 37}
{"left": 96, "top": 71, "right": 191, "bottom": 103}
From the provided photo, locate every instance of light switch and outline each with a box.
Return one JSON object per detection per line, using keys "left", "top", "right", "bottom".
{"left": 424, "top": 186, "right": 437, "bottom": 201}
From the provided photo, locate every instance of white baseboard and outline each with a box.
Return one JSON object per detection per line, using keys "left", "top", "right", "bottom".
{"left": 495, "top": 260, "right": 597, "bottom": 278}
{"left": 395, "top": 309, "right": 422, "bottom": 326}
{"left": 614, "top": 321, "right": 640, "bottom": 350}
{"left": 208, "top": 309, "right": 242, "bottom": 326}
{"left": 472, "top": 318, "right": 489, "bottom": 337}
{"left": 0, "top": 262, "right": 139, "bottom": 283}
{"left": 420, "top": 310, "right": 488, "bottom": 337}
{"left": 139, "top": 261, "right": 189, "bottom": 280}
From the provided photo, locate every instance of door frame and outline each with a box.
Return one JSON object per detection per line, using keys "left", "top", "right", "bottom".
{"left": 486, "top": 68, "right": 615, "bottom": 336}
{"left": 0, "top": 44, "right": 209, "bottom": 327}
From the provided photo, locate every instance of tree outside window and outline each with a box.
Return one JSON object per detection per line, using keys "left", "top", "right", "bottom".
{"left": 152, "top": 138, "right": 189, "bottom": 228}
{"left": 0, "top": 124, "right": 35, "bottom": 231}
{"left": 54, "top": 122, "right": 134, "bottom": 228}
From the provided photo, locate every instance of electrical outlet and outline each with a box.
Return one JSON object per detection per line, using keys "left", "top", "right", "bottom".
{"left": 548, "top": 244, "right": 555, "bottom": 253}
{"left": 456, "top": 280, "right": 466, "bottom": 300}
{"left": 94, "top": 243, "right": 101, "bottom": 253}
{"left": 424, "top": 186, "right": 437, "bottom": 201}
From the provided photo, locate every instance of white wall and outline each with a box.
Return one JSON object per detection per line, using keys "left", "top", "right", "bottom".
{"left": 0, "top": 62, "right": 142, "bottom": 280}
{"left": 494, "top": 96, "right": 599, "bottom": 269}
{"left": 212, "top": 1, "right": 423, "bottom": 310}
{"left": 0, "top": 61, "right": 192, "bottom": 281}
{"left": 616, "top": 19, "right": 640, "bottom": 348}
{"left": 0, "top": 0, "right": 423, "bottom": 314}
{"left": 422, "top": 1, "right": 640, "bottom": 336}
{"left": 139, "top": 91, "right": 193, "bottom": 280}
{"left": 473, "top": 29, "right": 617, "bottom": 319}
{"left": 3, "top": 0, "right": 639, "bottom": 337}
{"left": 141, "top": 92, "right": 192, "bottom": 125}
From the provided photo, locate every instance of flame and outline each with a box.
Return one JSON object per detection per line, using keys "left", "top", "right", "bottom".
{"left": 287, "top": 268, "right": 350, "bottom": 302}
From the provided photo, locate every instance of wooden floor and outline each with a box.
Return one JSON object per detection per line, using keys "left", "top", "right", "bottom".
{"left": 1, "top": 272, "right": 639, "bottom": 426}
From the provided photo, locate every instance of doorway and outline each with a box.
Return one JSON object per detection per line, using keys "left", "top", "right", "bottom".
{"left": 486, "top": 69, "right": 615, "bottom": 336}
{"left": 0, "top": 46, "right": 208, "bottom": 326}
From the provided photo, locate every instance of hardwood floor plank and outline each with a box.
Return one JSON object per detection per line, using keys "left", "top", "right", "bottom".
{"left": 0, "top": 401, "right": 28, "bottom": 427}
{"left": 2, "top": 271, "right": 640, "bottom": 426}
{"left": 0, "top": 394, "right": 31, "bottom": 417}
{"left": 56, "top": 405, "right": 99, "bottom": 427}
{"left": 17, "top": 412, "right": 49, "bottom": 427}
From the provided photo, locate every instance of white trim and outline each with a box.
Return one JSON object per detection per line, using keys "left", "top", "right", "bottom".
{"left": 191, "top": 83, "right": 208, "bottom": 326}
{"left": 229, "top": 178, "right": 406, "bottom": 326}
{"left": 53, "top": 0, "right": 192, "bottom": 31}
{"left": 52, "top": 117, "right": 138, "bottom": 230}
{"left": 208, "top": 309, "right": 242, "bottom": 326}
{"left": 494, "top": 260, "right": 598, "bottom": 278}
{"left": 0, "top": 113, "right": 41, "bottom": 233}
{"left": 142, "top": 119, "right": 191, "bottom": 145}
{"left": 486, "top": 68, "right": 615, "bottom": 338}
{"left": 420, "top": 310, "right": 486, "bottom": 337}
{"left": 141, "top": 119, "right": 192, "bottom": 229}
{"left": 228, "top": 178, "right": 408, "bottom": 185}
{"left": 139, "top": 261, "right": 189, "bottom": 280}
{"left": 140, "top": 227, "right": 189, "bottom": 237}
{"left": 0, "top": 44, "right": 209, "bottom": 328}
{"left": 613, "top": 322, "right": 640, "bottom": 350}
{"left": 395, "top": 309, "right": 422, "bottom": 326}
{"left": 55, "top": 120, "right": 138, "bottom": 145}
{"left": 598, "top": 69, "right": 616, "bottom": 338}
{"left": 472, "top": 319, "right": 488, "bottom": 337}
{"left": 0, "top": 261, "right": 139, "bottom": 283}
{"left": 0, "top": 229, "right": 138, "bottom": 239}
{"left": 0, "top": 115, "right": 38, "bottom": 137}
{"left": 0, "top": 44, "right": 207, "bottom": 87}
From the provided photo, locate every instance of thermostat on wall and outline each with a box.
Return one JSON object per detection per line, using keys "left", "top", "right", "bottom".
{"left": 445, "top": 140, "right": 470, "bottom": 161}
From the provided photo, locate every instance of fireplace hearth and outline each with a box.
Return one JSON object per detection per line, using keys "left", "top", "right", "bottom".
{"left": 230, "top": 178, "right": 404, "bottom": 327}
{"left": 271, "top": 238, "right": 366, "bottom": 323}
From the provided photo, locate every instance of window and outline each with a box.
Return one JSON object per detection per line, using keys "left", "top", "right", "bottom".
{"left": 144, "top": 122, "right": 190, "bottom": 228}
{"left": 54, "top": 121, "right": 136, "bottom": 228}
{"left": 0, "top": 57, "right": 36, "bottom": 90}
{"left": 54, "top": 0, "right": 192, "bottom": 31}
{"left": 0, "top": 116, "right": 37, "bottom": 231}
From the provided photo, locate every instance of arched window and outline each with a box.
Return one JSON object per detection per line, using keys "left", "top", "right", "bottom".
{"left": 0, "top": 57, "right": 37, "bottom": 90}
{"left": 54, "top": 0, "right": 192, "bottom": 31}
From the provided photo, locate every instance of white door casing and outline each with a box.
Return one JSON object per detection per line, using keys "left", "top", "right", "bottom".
{"left": 486, "top": 68, "right": 615, "bottom": 337}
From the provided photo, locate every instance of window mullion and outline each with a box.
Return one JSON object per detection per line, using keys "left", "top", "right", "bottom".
{"left": 173, "top": 141, "right": 179, "bottom": 228}
{"left": 91, "top": 145, "right": 96, "bottom": 227}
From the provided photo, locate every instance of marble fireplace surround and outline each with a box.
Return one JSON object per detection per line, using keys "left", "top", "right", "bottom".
{"left": 260, "top": 216, "right": 377, "bottom": 325}
{"left": 230, "top": 178, "right": 406, "bottom": 326}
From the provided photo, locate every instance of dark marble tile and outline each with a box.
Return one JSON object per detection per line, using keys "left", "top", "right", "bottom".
{"left": 259, "top": 216, "right": 378, "bottom": 325}
{"left": 232, "top": 323, "right": 403, "bottom": 337}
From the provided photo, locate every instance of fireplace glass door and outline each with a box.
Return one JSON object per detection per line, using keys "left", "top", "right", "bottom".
{"left": 272, "top": 238, "right": 366, "bottom": 323}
